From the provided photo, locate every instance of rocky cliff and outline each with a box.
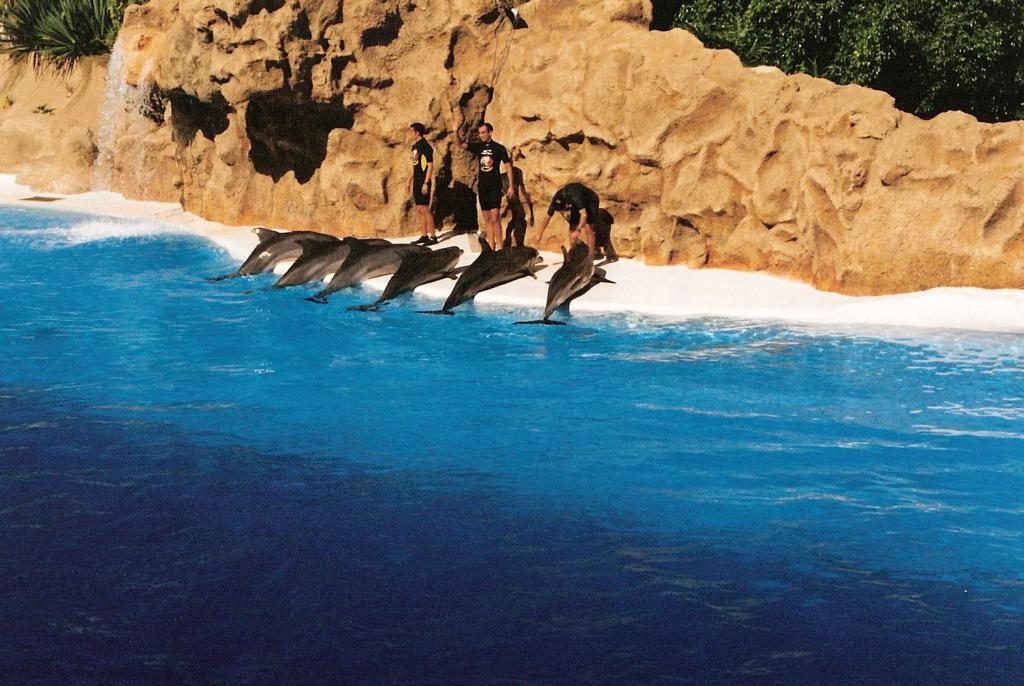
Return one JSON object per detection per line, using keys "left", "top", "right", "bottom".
{"left": 5, "top": 0, "right": 1024, "bottom": 294}
{"left": 0, "top": 56, "right": 106, "bottom": 193}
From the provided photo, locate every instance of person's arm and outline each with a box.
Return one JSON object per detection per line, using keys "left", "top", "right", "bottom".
{"left": 422, "top": 161, "right": 433, "bottom": 196}
{"left": 422, "top": 146, "right": 434, "bottom": 195}
{"left": 533, "top": 192, "right": 561, "bottom": 244}
{"left": 533, "top": 212, "right": 552, "bottom": 246}
{"left": 504, "top": 149, "right": 515, "bottom": 200}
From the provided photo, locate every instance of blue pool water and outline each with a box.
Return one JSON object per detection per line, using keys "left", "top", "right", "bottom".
{"left": 1, "top": 205, "right": 1023, "bottom": 684}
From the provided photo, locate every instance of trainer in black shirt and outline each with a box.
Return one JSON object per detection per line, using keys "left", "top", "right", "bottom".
{"left": 407, "top": 122, "right": 436, "bottom": 245}
{"left": 533, "top": 182, "right": 600, "bottom": 254}
{"left": 454, "top": 121, "right": 514, "bottom": 250}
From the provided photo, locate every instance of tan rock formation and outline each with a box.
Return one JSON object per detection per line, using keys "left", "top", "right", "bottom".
{"left": 110, "top": 0, "right": 513, "bottom": 236}
{"left": 8, "top": 0, "right": 1024, "bottom": 294}
{"left": 490, "top": 0, "right": 1024, "bottom": 294}
{"left": 0, "top": 56, "right": 107, "bottom": 193}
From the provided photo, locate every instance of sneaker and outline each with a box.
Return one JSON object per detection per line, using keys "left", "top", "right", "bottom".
{"left": 413, "top": 235, "right": 429, "bottom": 245}
{"left": 424, "top": 236, "right": 439, "bottom": 245}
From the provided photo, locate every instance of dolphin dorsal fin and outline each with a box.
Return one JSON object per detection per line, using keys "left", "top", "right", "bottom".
{"left": 560, "top": 246, "right": 568, "bottom": 259}
{"left": 252, "top": 227, "right": 279, "bottom": 243}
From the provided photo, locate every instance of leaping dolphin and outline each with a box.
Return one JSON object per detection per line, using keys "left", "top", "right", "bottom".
{"left": 306, "top": 243, "right": 430, "bottom": 304}
{"left": 419, "top": 242, "right": 543, "bottom": 315}
{"left": 515, "top": 240, "right": 612, "bottom": 325}
{"left": 207, "top": 228, "right": 339, "bottom": 281}
{"left": 272, "top": 236, "right": 391, "bottom": 289}
{"left": 350, "top": 246, "right": 465, "bottom": 312}
{"left": 565, "top": 266, "right": 613, "bottom": 307}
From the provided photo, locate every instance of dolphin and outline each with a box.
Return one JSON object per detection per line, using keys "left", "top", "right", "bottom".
{"left": 207, "top": 228, "right": 339, "bottom": 281}
{"left": 272, "top": 236, "right": 391, "bottom": 289}
{"left": 515, "top": 240, "right": 608, "bottom": 325}
{"left": 306, "top": 243, "right": 430, "bottom": 303}
{"left": 349, "top": 246, "right": 465, "bottom": 312}
{"left": 419, "top": 243, "right": 543, "bottom": 315}
{"left": 565, "top": 266, "right": 614, "bottom": 306}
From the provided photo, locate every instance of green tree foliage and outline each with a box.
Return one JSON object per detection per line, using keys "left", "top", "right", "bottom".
{"left": 0, "top": 0, "right": 140, "bottom": 68}
{"left": 675, "top": 0, "right": 1024, "bottom": 122}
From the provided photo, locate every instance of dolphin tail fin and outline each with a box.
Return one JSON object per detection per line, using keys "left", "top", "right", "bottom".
{"left": 305, "top": 295, "right": 329, "bottom": 304}
{"left": 593, "top": 267, "right": 615, "bottom": 285}
{"left": 514, "top": 318, "right": 566, "bottom": 326}
{"left": 348, "top": 302, "right": 382, "bottom": 312}
{"left": 417, "top": 309, "right": 455, "bottom": 316}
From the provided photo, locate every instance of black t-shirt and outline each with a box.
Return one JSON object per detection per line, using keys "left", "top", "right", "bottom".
{"left": 547, "top": 183, "right": 600, "bottom": 219}
{"left": 412, "top": 139, "right": 433, "bottom": 183}
{"left": 468, "top": 141, "right": 510, "bottom": 191}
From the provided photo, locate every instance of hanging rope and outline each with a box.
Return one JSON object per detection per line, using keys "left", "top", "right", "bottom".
{"left": 488, "top": 0, "right": 519, "bottom": 93}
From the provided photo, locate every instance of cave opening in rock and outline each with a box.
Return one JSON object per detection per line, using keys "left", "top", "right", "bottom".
{"left": 230, "top": 0, "right": 286, "bottom": 27}
{"left": 445, "top": 29, "right": 460, "bottom": 69}
{"left": 168, "top": 90, "right": 232, "bottom": 146}
{"left": 245, "top": 94, "right": 354, "bottom": 184}
{"left": 360, "top": 11, "right": 403, "bottom": 49}
{"left": 139, "top": 87, "right": 168, "bottom": 125}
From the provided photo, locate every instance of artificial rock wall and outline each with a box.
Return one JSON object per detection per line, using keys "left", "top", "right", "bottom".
{"left": 23, "top": 0, "right": 1024, "bottom": 293}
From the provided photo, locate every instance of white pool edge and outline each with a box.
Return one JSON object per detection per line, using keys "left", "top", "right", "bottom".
{"left": 3, "top": 174, "right": 1024, "bottom": 335}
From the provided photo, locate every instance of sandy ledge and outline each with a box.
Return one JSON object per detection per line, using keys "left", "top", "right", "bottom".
{"left": 3, "top": 174, "right": 1023, "bottom": 334}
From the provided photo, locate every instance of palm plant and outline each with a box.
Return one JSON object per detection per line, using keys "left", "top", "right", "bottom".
{"left": 0, "top": 0, "right": 50, "bottom": 65}
{"left": 1, "top": 0, "right": 115, "bottom": 69}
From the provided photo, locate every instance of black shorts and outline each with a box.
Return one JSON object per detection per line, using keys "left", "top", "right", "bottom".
{"left": 478, "top": 186, "right": 502, "bottom": 211}
{"left": 413, "top": 180, "right": 431, "bottom": 206}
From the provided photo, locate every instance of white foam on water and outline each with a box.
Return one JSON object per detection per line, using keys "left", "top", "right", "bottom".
{"left": 0, "top": 217, "right": 176, "bottom": 247}
{"left": 62, "top": 219, "right": 176, "bottom": 245}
